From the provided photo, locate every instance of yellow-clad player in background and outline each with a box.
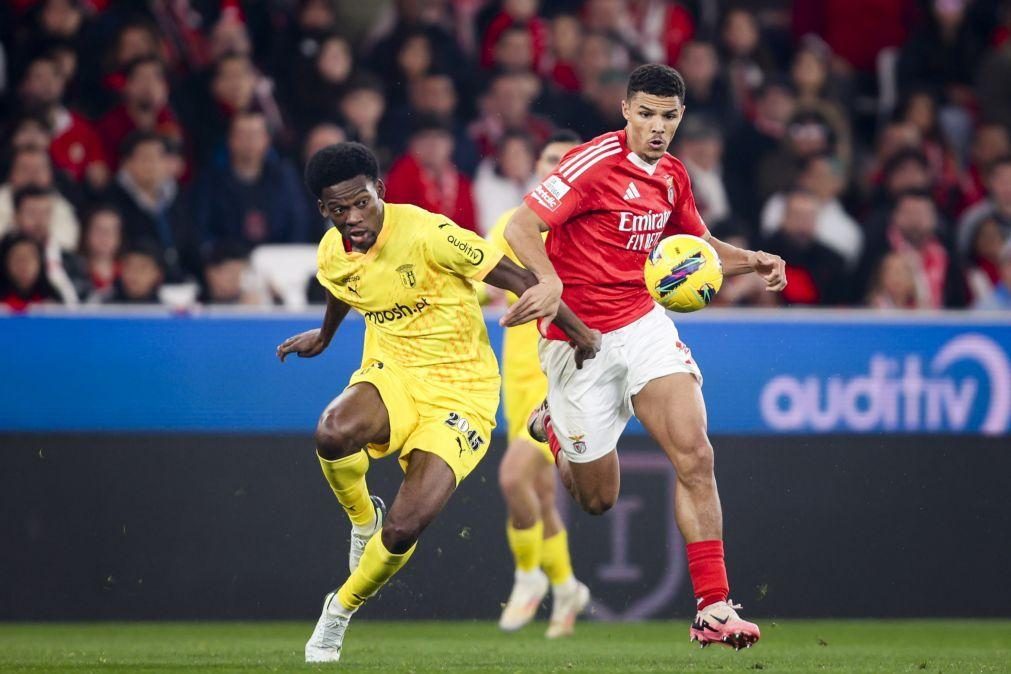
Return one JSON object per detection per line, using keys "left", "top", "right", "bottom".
{"left": 487, "top": 131, "right": 591, "bottom": 638}
{"left": 277, "top": 142, "right": 600, "bottom": 663}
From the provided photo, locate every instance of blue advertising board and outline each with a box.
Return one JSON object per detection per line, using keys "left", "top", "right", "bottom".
{"left": 1, "top": 309, "right": 1008, "bottom": 435}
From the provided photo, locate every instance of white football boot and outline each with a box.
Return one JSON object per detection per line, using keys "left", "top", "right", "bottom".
{"left": 498, "top": 568, "right": 549, "bottom": 631}
{"left": 546, "top": 578, "right": 591, "bottom": 638}
{"left": 349, "top": 495, "right": 386, "bottom": 573}
{"left": 305, "top": 591, "right": 353, "bottom": 663}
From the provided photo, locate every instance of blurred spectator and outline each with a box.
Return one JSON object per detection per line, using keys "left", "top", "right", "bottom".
{"left": 762, "top": 153, "right": 863, "bottom": 267}
{"left": 70, "top": 204, "right": 122, "bottom": 301}
{"left": 677, "top": 40, "right": 737, "bottom": 131}
{"left": 8, "top": 185, "right": 77, "bottom": 304}
{"left": 897, "top": 0, "right": 985, "bottom": 113}
{"left": 760, "top": 189, "right": 848, "bottom": 306}
{"left": 17, "top": 53, "right": 110, "bottom": 189}
{"left": 573, "top": 31, "right": 629, "bottom": 97}
{"left": 575, "top": 69, "right": 632, "bottom": 139}
{"left": 973, "top": 240, "right": 1011, "bottom": 309}
{"left": 720, "top": 7, "right": 777, "bottom": 115}
{"left": 582, "top": 0, "right": 694, "bottom": 66}
{"left": 675, "top": 118, "right": 729, "bottom": 225}
{"left": 338, "top": 74, "right": 392, "bottom": 169}
{"left": 753, "top": 109, "right": 835, "bottom": 220}
{"left": 300, "top": 123, "right": 347, "bottom": 241}
{"left": 193, "top": 111, "right": 309, "bottom": 247}
{"left": 858, "top": 190, "right": 968, "bottom": 308}
{"left": 0, "top": 146, "right": 80, "bottom": 252}
{"left": 792, "top": 0, "right": 916, "bottom": 74}
{"left": 103, "top": 240, "right": 164, "bottom": 304}
{"left": 90, "top": 19, "right": 165, "bottom": 118}
{"left": 958, "top": 156, "right": 1011, "bottom": 257}
{"left": 385, "top": 116, "right": 477, "bottom": 232}
{"left": 5, "top": 114, "right": 53, "bottom": 153}
{"left": 544, "top": 13, "right": 581, "bottom": 91}
{"left": 724, "top": 78, "right": 796, "bottom": 231}
{"left": 469, "top": 72, "right": 553, "bottom": 158}
{"left": 790, "top": 36, "right": 853, "bottom": 169}
{"left": 0, "top": 233, "right": 62, "bottom": 312}
{"left": 866, "top": 251, "right": 929, "bottom": 309}
{"left": 198, "top": 240, "right": 266, "bottom": 306}
{"left": 479, "top": 0, "right": 546, "bottom": 71}
{"left": 961, "top": 123, "right": 1010, "bottom": 209}
{"left": 894, "top": 90, "right": 962, "bottom": 216}
{"left": 385, "top": 71, "right": 480, "bottom": 175}
{"left": 285, "top": 32, "right": 354, "bottom": 135}
{"left": 366, "top": 0, "right": 468, "bottom": 89}
{"left": 964, "top": 215, "right": 1009, "bottom": 304}
{"left": 709, "top": 222, "right": 777, "bottom": 308}
{"left": 473, "top": 131, "right": 537, "bottom": 235}
{"left": 97, "top": 55, "right": 185, "bottom": 171}
{"left": 107, "top": 131, "right": 194, "bottom": 279}
{"left": 978, "top": 39, "right": 1011, "bottom": 130}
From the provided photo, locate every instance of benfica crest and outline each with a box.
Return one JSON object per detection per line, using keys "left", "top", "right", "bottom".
{"left": 665, "top": 174, "right": 675, "bottom": 203}
{"left": 397, "top": 264, "right": 417, "bottom": 288}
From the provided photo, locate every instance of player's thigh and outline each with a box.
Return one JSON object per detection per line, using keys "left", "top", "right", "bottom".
{"left": 341, "top": 359, "right": 421, "bottom": 459}
{"left": 533, "top": 458, "right": 557, "bottom": 507}
{"left": 539, "top": 337, "right": 628, "bottom": 464}
{"left": 631, "top": 372, "right": 711, "bottom": 470}
{"left": 316, "top": 381, "right": 393, "bottom": 454}
{"left": 499, "top": 438, "right": 549, "bottom": 493}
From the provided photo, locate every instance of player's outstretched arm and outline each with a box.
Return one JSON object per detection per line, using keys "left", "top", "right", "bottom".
{"left": 502, "top": 204, "right": 563, "bottom": 327}
{"left": 705, "top": 233, "right": 787, "bottom": 292}
{"left": 485, "top": 257, "right": 601, "bottom": 368}
{"left": 276, "top": 292, "right": 351, "bottom": 362}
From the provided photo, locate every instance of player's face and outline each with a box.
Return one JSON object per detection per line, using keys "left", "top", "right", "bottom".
{"left": 318, "top": 176, "right": 386, "bottom": 252}
{"left": 621, "top": 92, "right": 684, "bottom": 163}
{"left": 536, "top": 141, "right": 579, "bottom": 180}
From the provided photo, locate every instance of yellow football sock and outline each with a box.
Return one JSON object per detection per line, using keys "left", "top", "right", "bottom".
{"left": 506, "top": 520, "right": 543, "bottom": 572}
{"left": 540, "top": 529, "right": 574, "bottom": 585}
{"left": 336, "top": 534, "right": 416, "bottom": 611}
{"left": 318, "top": 450, "right": 375, "bottom": 528}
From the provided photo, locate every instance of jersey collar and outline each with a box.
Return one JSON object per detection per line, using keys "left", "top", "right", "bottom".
{"left": 617, "top": 129, "right": 662, "bottom": 176}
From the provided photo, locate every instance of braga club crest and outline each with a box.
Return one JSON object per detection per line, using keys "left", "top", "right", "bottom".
{"left": 397, "top": 264, "right": 417, "bottom": 288}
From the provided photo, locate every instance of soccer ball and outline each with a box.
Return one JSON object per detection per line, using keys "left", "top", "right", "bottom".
{"left": 644, "top": 234, "right": 723, "bottom": 312}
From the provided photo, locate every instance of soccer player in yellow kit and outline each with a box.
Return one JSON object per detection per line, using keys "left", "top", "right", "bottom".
{"left": 487, "top": 130, "right": 591, "bottom": 638}
{"left": 277, "top": 142, "right": 600, "bottom": 663}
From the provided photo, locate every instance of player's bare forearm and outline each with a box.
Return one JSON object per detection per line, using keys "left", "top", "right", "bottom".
{"left": 276, "top": 292, "right": 351, "bottom": 362}
{"left": 705, "top": 233, "right": 787, "bottom": 291}
{"left": 485, "top": 257, "right": 600, "bottom": 366}
{"left": 503, "top": 205, "right": 557, "bottom": 283}
{"left": 502, "top": 205, "right": 563, "bottom": 325}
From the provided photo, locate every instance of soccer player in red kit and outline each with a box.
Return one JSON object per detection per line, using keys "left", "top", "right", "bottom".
{"left": 501, "top": 64, "right": 787, "bottom": 650}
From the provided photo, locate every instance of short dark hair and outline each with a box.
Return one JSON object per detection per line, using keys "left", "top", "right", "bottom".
{"left": 304, "top": 142, "right": 379, "bottom": 198}
{"left": 988, "top": 154, "right": 1011, "bottom": 177}
{"left": 626, "top": 64, "right": 686, "bottom": 102}
{"left": 893, "top": 188, "right": 934, "bottom": 206}
{"left": 119, "top": 130, "right": 166, "bottom": 159}
{"left": 545, "top": 129, "right": 581, "bottom": 146}
{"left": 121, "top": 239, "right": 166, "bottom": 270}
{"left": 13, "top": 185, "right": 54, "bottom": 211}
{"left": 123, "top": 54, "right": 165, "bottom": 80}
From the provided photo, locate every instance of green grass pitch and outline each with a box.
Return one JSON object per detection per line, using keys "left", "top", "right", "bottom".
{"left": 1, "top": 620, "right": 1009, "bottom": 673}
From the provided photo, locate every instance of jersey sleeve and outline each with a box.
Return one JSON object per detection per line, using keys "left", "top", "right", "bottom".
{"left": 522, "top": 144, "right": 596, "bottom": 228}
{"left": 425, "top": 218, "right": 504, "bottom": 281}
{"left": 665, "top": 159, "right": 708, "bottom": 237}
{"left": 486, "top": 208, "right": 519, "bottom": 265}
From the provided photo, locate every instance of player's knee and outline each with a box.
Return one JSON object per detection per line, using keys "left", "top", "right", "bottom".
{"left": 498, "top": 464, "right": 525, "bottom": 496}
{"left": 580, "top": 492, "right": 616, "bottom": 516}
{"left": 314, "top": 408, "right": 369, "bottom": 460}
{"left": 676, "top": 439, "right": 715, "bottom": 486}
{"left": 381, "top": 515, "right": 422, "bottom": 554}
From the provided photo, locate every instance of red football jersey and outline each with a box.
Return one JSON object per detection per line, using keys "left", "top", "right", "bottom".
{"left": 523, "top": 129, "right": 707, "bottom": 340}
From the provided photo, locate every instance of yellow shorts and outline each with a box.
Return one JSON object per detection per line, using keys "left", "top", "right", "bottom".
{"left": 347, "top": 358, "right": 498, "bottom": 484}
{"left": 502, "top": 320, "right": 552, "bottom": 463}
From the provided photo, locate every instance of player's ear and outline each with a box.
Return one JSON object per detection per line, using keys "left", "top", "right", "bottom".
{"left": 374, "top": 178, "right": 386, "bottom": 200}
{"left": 621, "top": 98, "right": 630, "bottom": 122}
{"left": 317, "top": 199, "right": 327, "bottom": 218}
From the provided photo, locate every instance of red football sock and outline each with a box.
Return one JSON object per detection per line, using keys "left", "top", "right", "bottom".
{"left": 686, "top": 540, "right": 729, "bottom": 611}
{"left": 545, "top": 415, "right": 562, "bottom": 464}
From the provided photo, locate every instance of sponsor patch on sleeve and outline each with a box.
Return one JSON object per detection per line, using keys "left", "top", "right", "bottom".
{"left": 532, "top": 175, "right": 571, "bottom": 212}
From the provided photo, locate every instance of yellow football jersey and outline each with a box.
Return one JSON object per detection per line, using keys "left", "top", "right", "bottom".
{"left": 317, "top": 202, "right": 504, "bottom": 396}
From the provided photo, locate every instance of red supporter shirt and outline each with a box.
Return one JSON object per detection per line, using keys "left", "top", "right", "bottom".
{"left": 523, "top": 130, "right": 707, "bottom": 340}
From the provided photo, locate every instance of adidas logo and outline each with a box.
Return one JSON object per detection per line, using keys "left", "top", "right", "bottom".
{"left": 623, "top": 182, "right": 641, "bottom": 200}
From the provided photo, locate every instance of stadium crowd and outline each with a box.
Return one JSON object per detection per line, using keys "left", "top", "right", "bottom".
{"left": 1, "top": 0, "right": 1010, "bottom": 312}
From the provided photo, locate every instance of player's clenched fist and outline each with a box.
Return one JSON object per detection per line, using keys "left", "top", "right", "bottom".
{"left": 751, "top": 251, "right": 787, "bottom": 292}
{"left": 501, "top": 276, "right": 563, "bottom": 327}
{"left": 277, "top": 328, "right": 329, "bottom": 362}
{"left": 570, "top": 328, "right": 602, "bottom": 370}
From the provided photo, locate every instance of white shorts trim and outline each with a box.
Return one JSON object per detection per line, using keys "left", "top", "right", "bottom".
{"left": 540, "top": 304, "right": 702, "bottom": 463}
